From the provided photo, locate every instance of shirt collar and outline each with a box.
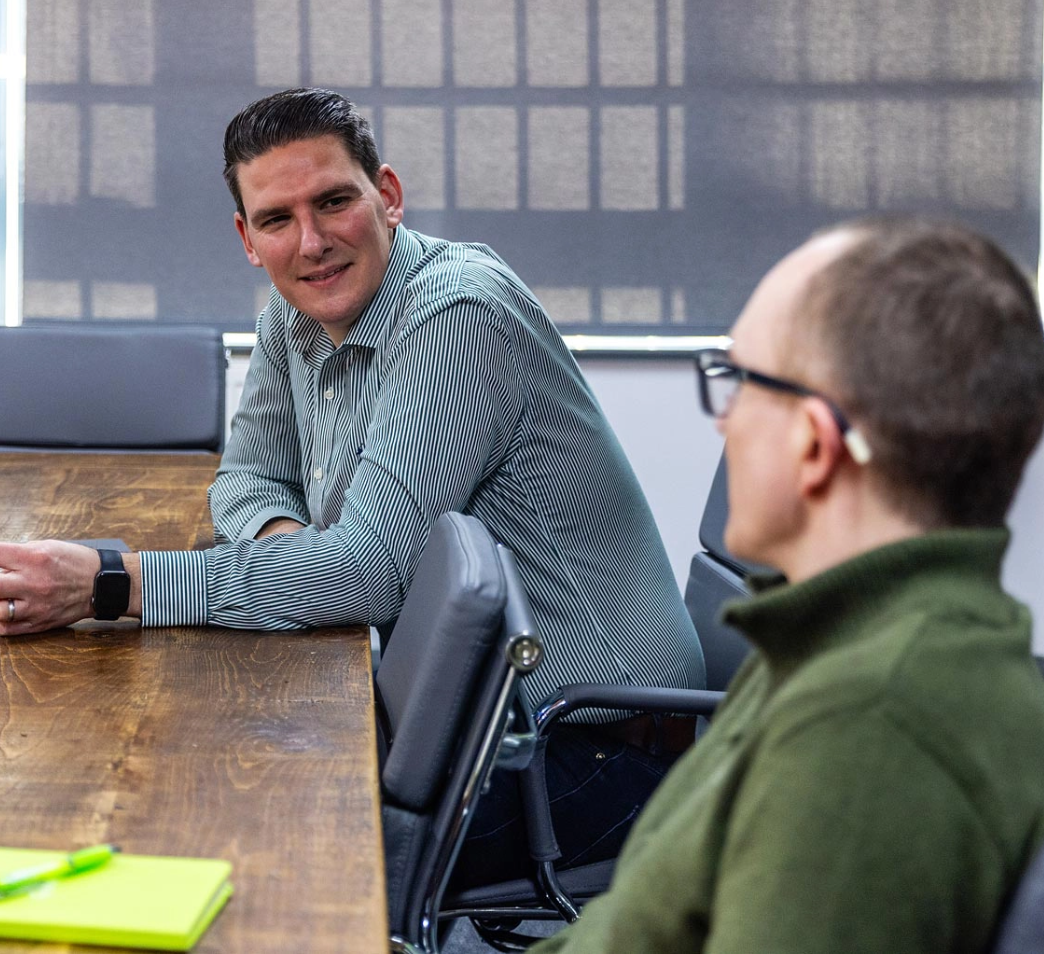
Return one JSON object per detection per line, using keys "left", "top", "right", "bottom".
{"left": 722, "top": 527, "right": 1012, "bottom": 672}
{"left": 341, "top": 226, "right": 423, "bottom": 351}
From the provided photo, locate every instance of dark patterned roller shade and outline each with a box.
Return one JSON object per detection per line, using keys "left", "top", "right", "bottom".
{"left": 23, "top": 0, "right": 1043, "bottom": 338}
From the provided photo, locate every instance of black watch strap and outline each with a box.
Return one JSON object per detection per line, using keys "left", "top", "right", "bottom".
{"left": 92, "top": 548, "right": 131, "bottom": 621}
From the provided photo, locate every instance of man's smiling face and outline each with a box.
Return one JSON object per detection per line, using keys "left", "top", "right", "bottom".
{"left": 233, "top": 134, "right": 404, "bottom": 346}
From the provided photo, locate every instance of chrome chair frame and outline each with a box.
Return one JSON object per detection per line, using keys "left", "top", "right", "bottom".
{"left": 439, "top": 685, "right": 723, "bottom": 951}
{"left": 389, "top": 627, "right": 542, "bottom": 953}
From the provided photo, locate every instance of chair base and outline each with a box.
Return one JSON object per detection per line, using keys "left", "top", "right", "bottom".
{"left": 438, "top": 857, "right": 613, "bottom": 951}
{"left": 441, "top": 858, "right": 613, "bottom": 915}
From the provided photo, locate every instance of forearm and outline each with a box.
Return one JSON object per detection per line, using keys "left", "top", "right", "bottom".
{"left": 125, "top": 552, "right": 142, "bottom": 617}
{"left": 254, "top": 517, "right": 307, "bottom": 539}
{"left": 140, "top": 520, "right": 401, "bottom": 630}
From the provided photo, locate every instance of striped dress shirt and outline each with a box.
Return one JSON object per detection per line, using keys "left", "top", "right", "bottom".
{"left": 140, "top": 226, "right": 705, "bottom": 709}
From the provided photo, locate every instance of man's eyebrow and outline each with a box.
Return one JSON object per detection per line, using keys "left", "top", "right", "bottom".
{"left": 248, "top": 202, "right": 289, "bottom": 226}
{"left": 249, "top": 183, "right": 361, "bottom": 225}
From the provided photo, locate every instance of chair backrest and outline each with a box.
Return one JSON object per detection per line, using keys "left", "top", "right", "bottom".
{"left": 698, "top": 452, "right": 764, "bottom": 578}
{"left": 992, "top": 839, "right": 1044, "bottom": 954}
{"left": 684, "top": 453, "right": 765, "bottom": 691}
{"left": 377, "top": 512, "right": 542, "bottom": 953}
{"left": 0, "top": 323, "right": 226, "bottom": 451}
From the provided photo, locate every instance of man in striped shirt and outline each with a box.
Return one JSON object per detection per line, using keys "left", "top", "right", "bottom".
{"left": 0, "top": 88, "right": 704, "bottom": 883}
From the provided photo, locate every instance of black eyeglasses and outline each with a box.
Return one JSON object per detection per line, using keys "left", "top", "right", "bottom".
{"left": 695, "top": 348, "right": 872, "bottom": 464}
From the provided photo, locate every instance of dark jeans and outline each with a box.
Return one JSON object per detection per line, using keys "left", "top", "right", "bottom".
{"left": 450, "top": 724, "right": 680, "bottom": 889}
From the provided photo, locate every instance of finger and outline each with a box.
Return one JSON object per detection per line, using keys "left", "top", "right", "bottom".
{"left": 0, "top": 600, "right": 78, "bottom": 638}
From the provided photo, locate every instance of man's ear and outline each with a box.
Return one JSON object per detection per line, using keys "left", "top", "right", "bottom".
{"left": 234, "top": 212, "right": 263, "bottom": 268}
{"left": 376, "top": 164, "right": 405, "bottom": 229}
{"left": 796, "top": 397, "right": 846, "bottom": 499}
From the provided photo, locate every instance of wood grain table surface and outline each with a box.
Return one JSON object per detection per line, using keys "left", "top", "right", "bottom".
{"left": 0, "top": 452, "right": 387, "bottom": 953}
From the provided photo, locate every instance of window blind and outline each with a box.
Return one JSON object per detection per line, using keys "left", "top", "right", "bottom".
{"left": 23, "top": 0, "right": 1043, "bottom": 338}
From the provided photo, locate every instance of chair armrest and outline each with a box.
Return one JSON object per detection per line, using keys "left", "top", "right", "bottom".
{"left": 521, "top": 684, "right": 723, "bottom": 861}
{"left": 510, "top": 682, "right": 723, "bottom": 921}
{"left": 534, "top": 683, "right": 724, "bottom": 736}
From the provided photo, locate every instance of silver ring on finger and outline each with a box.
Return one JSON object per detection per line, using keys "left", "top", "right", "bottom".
{"left": 6, "top": 599, "right": 14, "bottom": 623}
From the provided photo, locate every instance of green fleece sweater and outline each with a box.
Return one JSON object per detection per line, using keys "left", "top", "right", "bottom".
{"left": 530, "top": 529, "right": 1044, "bottom": 954}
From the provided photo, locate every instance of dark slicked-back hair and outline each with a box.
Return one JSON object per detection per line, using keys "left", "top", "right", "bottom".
{"left": 798, "top": 216, "right": 1044, "bottom": 528}
{"left": 223, "top": 87, "right": 381, "bottom": 217}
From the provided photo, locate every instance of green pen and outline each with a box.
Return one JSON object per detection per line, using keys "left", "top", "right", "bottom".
{"left": 0, "top": 844, "right": 119, "bottom": 897}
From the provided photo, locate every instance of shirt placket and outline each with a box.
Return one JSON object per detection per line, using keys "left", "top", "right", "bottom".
{"left": 308, "top": 348, "right": 353, "bottom": 526}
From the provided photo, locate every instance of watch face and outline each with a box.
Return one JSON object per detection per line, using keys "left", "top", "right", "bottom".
{"left": 94, "top": 569, "right": 131, "bottom": 620}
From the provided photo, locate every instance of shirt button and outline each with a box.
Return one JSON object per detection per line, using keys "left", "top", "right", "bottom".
{"left": 324, "top": 387, "right": 335, "bottom": 400}
{"left": 313, "top": 467, "right": 324, "bottom": 481}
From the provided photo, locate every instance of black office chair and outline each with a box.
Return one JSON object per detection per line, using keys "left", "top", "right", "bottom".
{"left": 992, "top": 840, "right": 1044, "bottom": 954}
{"left": 377, "top": 511, "right": 544, "bottom": 954}
{"left": 684, "top": 453, "right": 770, "bottom": 692}
{"left": 0, "top": 323, "right": 226, "bottom": 452}
{"left": 441, "top": 451, "right": 757, "bottom": 950}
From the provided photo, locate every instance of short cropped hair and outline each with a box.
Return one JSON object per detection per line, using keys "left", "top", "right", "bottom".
{"left": 800, "top": 217, "right": 1044, "bottom": 528}
{"left": 222, "top": 87, "right": 381, "bottom": 218}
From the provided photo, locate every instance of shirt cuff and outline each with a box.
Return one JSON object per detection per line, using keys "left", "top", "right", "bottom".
{"left": 139, "top": 550, "right": 209, "bottom": 627}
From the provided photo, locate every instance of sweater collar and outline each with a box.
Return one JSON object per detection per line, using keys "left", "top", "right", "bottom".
{"left": 723, "top": 528, "right": 1011, "bottom": 671}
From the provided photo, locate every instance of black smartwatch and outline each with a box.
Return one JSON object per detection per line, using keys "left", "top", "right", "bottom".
{"left": 92, "top": 549, "right": 131, "bottom": 621}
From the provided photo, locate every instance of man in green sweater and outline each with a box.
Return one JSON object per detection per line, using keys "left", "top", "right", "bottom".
{"left": 529, "top": 217, "right": 1044, "bottom": 954}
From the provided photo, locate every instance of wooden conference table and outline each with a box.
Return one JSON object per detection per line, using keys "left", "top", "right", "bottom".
{"left": 0, "top": 453, "right": 386, "bottom": 953}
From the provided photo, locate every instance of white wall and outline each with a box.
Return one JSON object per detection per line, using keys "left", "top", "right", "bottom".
{"left": 226, "top": 353, "right": 1044, "bottom": 654}
{"left": 577, "top": 357, "right": 723, "bottom": 591}
{"left": 1005, "top": 436, "right": 1044, "bottom": 655}
{"left": 225, "top": 354, "right": 249, "bottom": 440}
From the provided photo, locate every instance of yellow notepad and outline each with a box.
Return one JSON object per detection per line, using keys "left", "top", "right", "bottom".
{"left": 0, "top": 847, "right": 232, "bottom": 951}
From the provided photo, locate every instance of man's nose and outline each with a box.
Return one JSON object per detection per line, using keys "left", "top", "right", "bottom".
{"left": 299, "top": 214, "right": 331, "bottom": 259}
